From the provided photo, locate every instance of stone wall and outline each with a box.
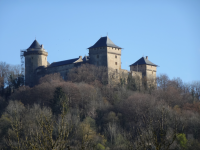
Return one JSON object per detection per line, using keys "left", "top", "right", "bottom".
{"left": 107, "top": 47, "right": 121, "bottom": 72}
{"left": 146, "top": 65, "right": 157, "bottom": 79}
{"left": 24, "top": 51, "right": 48, "bottom": 86}
{"left": 130, "top": 71, "right": 142, "bottom": 79}
{"left": 35, "top": 60, "right": 86, "bottom": 83}
{"left": 130, "top": 64, "right": 156, "bottom": 79}
{"left": 130, "top": 64, "right": 157, "bottom": 88}
{"left": 107, "top": 47, "right": 121, "bottom": 84}
{"left": 89, "top": 47, "right": 107, "bottom": 66}
{"left": 24, "top": 43, "right": 157, "bottom": 87}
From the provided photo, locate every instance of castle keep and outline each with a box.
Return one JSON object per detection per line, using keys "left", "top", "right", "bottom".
{"left": 23, "top": 36, "right": 158, "bottom": 87}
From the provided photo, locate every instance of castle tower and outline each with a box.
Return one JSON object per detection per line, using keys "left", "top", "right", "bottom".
{"left": 24, "top": 40, "right": 48, "bottom": 86}
{"left": 130, "top": 56, "right": 158, "bottom": 87}
{"left": 88, "top": 36, "right": 122, "bottom": 82}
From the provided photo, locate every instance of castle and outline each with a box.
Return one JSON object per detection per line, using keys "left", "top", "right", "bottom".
{"left": 23, "top": 36, "right": 158, "bottom": 87}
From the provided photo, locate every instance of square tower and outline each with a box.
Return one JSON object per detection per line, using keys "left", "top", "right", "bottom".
{"left": 130, "top": 56, "right": 158, "bottom": 87}
{"left": 88, "top": 36, "right": 122, "bottom": 83}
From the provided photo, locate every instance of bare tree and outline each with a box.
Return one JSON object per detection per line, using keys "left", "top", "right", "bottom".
{"left": 68, "top": 64, "right": 108, "bottom": 85}
{"left": 39, "top": 73, "right": 64, "bottom": 84}
{"left": 0, "top": 62, "right": 10, "bottom": 81}
{"left": 156, "top": 74, "right": 169, "bottom": 91}
{"left": 4, "top": 100, "right": 74, "bottom": 150}
{"left": 0, "top": 62, "right": 10, "bottom": 95}
{"left": 117, "top": 92, "right": 186, "bottom": 150}
{"left": 107, "top": 122, "right": 117, "bottom": 145}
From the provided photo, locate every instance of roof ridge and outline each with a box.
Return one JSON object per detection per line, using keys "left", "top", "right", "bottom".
{"left": 130, "top": 57, "right": 157, "bottom": 66}
{"left": 51, "top": 57, "right": 79, "bottom": 64}
{"left": 88, "top": 36, "right": 122, "bottom": 49}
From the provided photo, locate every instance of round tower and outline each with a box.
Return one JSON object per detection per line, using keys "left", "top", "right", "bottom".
{"left": 24, "top": 40, "right": 48, "bottom": 86}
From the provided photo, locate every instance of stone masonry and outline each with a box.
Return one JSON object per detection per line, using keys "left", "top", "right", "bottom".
{"left": 23, "top": 36, "right": 158, "bottom": 87}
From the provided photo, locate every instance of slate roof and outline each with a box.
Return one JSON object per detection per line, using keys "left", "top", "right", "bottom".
{"left": 48, "top": 58, "right": 80, "bottom": 68}
{"left": 36, "top": 66, "right": 45, "bottom": 70}
{"left": 130, "top": 57, "right": 158, "bottom": 66}
{"left": 88, "top": 36, "right": 122, "bottom": 49}
{"left": 82, "top": 56, "right": 90, "bottom": 62}
{"left": 28, "top": 40, "right": 42, "bottom": 49}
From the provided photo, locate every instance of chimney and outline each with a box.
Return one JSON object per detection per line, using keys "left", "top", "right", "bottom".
{"left": 41, "top": 44, "right": 44, "bottom": 49}
{"left": 146, "top": 56, "right": 148, "bottom": 60}
{"left": 79, "top": 56, "right": 82, "bottom": 59}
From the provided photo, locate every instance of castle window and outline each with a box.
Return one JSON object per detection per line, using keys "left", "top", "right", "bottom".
{"left": 115, "top": 55, "right": 117, "bottom": 58}
{"left": 115, "top": 62, "right": 117, "bottom": 65}
{"left": 97, "top": 55, "right": 99, "bottom": 58}
{"left": 116, "top": 69, "right": 118, "bottom": 73}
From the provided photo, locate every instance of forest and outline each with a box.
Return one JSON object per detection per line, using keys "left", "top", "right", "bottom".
{"left": 0, "top": 62, "right": 200, "bottom": 150}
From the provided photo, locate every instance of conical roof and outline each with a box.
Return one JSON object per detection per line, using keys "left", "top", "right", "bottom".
{"left": 28, "top": 40, "right": 42, "bottom": 49}
{"left": 88, "top": 36, "right": 122, "bottom": 49}
{"left": 130, "top": 57, "right": 157, "bottom": 66}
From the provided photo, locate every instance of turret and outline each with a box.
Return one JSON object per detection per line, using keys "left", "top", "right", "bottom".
{"left": 24, "top": 40, "right": 48, "bottom": 86}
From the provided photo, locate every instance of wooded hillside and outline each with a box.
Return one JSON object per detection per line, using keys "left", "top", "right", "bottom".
{"left": 0, "top": 63, "right": 200, "bottom": 150}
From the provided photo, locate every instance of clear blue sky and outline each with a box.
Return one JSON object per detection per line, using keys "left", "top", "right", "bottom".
{"left": 0, "top": 0, "right": 199, "bottom": 83}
